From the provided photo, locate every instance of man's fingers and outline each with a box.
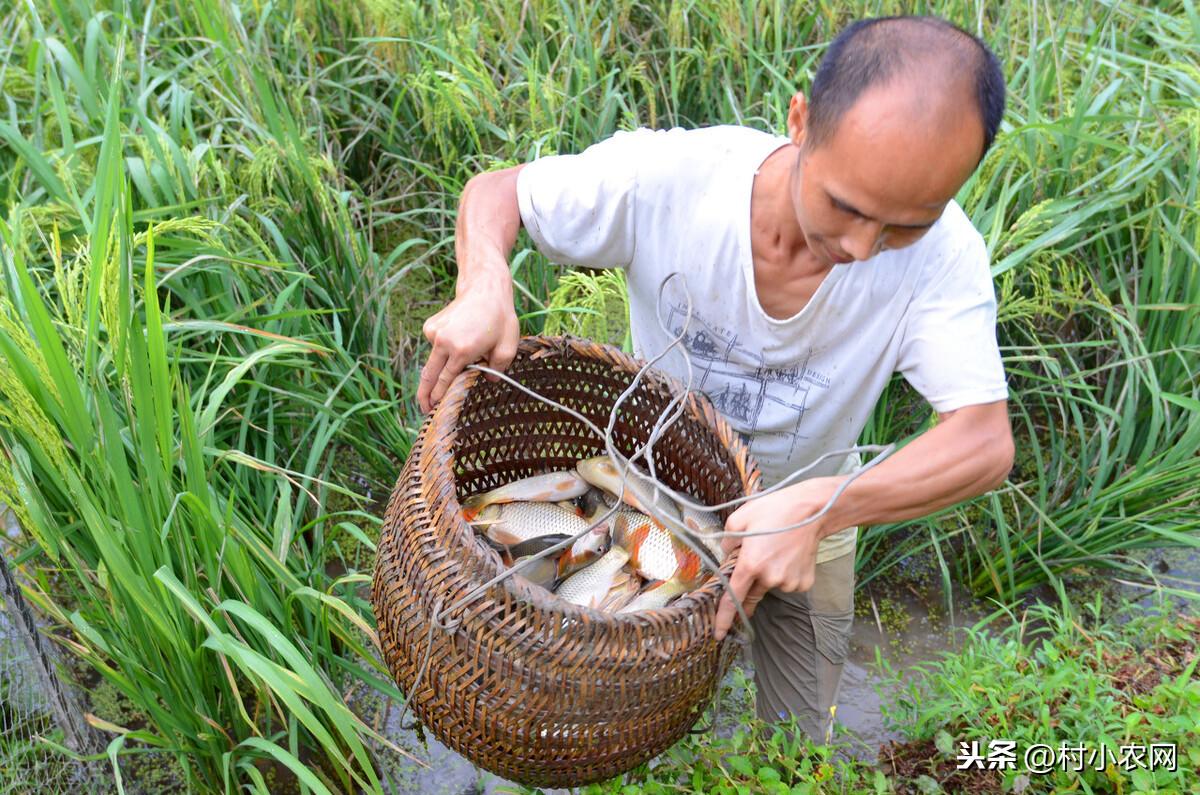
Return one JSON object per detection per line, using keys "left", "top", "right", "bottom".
{"left": 714, "top": 566, "right": 755, "bottom": 641}
{"left": 720, "top": 535, "right": 742, "bottom": 555}
{"left": 742, "top": 582, "right": 768, "bottom": 618}
{"left": 486, "top": 333, "right": 519, "bottom": 380}
{"left": 417, "top": 347, "right": 449, "bottom": 414}
{"left": 429, "top": 354, "right": 468, "bottom": 408}
{"left": 714, "top": 594, "right": 737, "bottom": 642}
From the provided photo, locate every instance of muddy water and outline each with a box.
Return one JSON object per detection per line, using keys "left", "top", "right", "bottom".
{"left": 833, "top": 577, "right": 991, "bottom": 761}
{"left": 832, "top": 544, "right": 1200, "bottom": 762}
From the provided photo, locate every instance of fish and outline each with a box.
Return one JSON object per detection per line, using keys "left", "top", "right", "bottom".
{"left": 460, "top": 471, "right": 589, "bottom": 521}
{"left": 556, "top": 507, "right": 614, "bottom": 579}
{"left": 614, "top": 511, "right": 705, "bottom": 583}
{"left": 576, "top": 456, "right": 683, "bottom": 524}
{"left": 555, "top": 546, "right": 632, "bottom": 609}
{"left": 472, "top": 502, "right": 592, "bottom": 550}
{"left": 682, "top": 505, "right": 726, "bottom": 564}
{"left": 617, "top": 573, "right": 697, "bottom": 613}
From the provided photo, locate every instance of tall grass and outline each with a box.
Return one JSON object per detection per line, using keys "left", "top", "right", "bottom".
{"left": 1, "top": 0, "right": 414, "bottom": 789}
{"left": 0, "top": 0, "right": 1196, "bottom": 791}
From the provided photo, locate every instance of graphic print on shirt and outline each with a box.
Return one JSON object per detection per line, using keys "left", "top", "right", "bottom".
{"left": 666, "top": 302, "right": 831, "bottom": 459}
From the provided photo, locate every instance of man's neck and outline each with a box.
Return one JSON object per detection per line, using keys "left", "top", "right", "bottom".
{"left": 751, "top": 147, "right": 830, "bottom": 286}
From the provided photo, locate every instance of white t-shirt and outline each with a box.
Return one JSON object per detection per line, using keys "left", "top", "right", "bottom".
{"left": 516, "top": 125, "right": 1008, "bottom": 563}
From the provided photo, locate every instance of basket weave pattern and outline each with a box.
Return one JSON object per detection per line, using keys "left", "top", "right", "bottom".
{"left": 372, "top": 336, "right": 761, "bottom": 787}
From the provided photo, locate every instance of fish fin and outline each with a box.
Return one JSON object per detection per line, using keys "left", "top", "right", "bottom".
{"left": 673, "top": 542, "right": 703, "bottom": 586}
{"left": 486, "top": 528, "right": 523, "bottom": 547}
{"left": 620, "top": 516, "right": 651, "bottom": 569}
{"left": 506, "top": 534, "right": 571, "bottom": 558}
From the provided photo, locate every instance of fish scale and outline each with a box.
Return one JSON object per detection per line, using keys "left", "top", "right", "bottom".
{"left": 615, "top": 512, "right": 699, "bottom": 582}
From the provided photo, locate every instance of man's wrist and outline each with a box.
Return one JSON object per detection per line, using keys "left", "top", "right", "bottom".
{"left": 456, "top": 260, "right": 511, "bottom": 298}
{"left": 816, "top": 475, "right": 862, "bottom": 539}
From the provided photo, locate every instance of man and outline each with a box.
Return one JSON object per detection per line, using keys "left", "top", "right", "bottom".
{"left": 417, "top": 16, "right": 1015, "bottom": 744}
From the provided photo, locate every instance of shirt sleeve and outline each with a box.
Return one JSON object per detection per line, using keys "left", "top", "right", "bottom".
{"left": 515, "top": 130, "right": 645, "bottom": 270}
{"left": 895, "top": 232, "right": 1009, "bottom": 413}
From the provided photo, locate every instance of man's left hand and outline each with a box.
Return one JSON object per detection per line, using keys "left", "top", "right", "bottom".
{"left": 713, "top": 476, "right": 845, "bottom": 641}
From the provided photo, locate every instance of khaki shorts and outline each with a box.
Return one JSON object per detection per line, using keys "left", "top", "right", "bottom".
{"left": 749, "top": 551, "right": 855, "bottom": 744}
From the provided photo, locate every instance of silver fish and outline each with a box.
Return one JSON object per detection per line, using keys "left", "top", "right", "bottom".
{"left": 618, "top": 576, "right": 694, "bottom": 613}
{"left": 576, "top": 456, "right": 683, "bottom": 525}
{"left": 682, "top": 505, "right": 726, "bottom": 564}
{"left": 461, "top": 471, "right": 589, "bottom": 520}
{"left": 555, "top": 546, "right": 631, "bottom": 609}
{"left": 473, "top": 501, "right": 591, "bottom": 549}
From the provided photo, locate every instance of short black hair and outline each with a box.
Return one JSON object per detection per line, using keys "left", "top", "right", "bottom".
{"left": 805, "top": 16, "right": 1006, "bottom": 161}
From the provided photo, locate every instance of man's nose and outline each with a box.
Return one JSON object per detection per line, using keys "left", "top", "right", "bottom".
{"left": 840, "top": 219, "right": 884, "bottom": 262}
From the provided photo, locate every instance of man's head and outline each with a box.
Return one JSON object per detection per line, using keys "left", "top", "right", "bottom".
{"left": 786, "top": 16, "right": 1005, "bottom": 265}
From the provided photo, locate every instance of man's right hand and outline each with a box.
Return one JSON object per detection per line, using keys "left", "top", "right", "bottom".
{"left": 417, "top": 273, "right": 519, "bottom": 414}
{"left": 417, "top": 165, "right": 526, "bottom": 415}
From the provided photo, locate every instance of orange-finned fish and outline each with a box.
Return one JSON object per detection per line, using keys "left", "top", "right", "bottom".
{"left": 575, "top": 456, "right": 683, "bottom": 524}
{"left": 614, "top": 511, "right": 706, "bottom": 584}
{"left": 472, "top": 501, "right": 588, "bottom": 549}
{"left": 555, "top": 546, "right": 632, "bottom": 609}
{"left": 460, "top": 471, "right": 589, "bottom": 521}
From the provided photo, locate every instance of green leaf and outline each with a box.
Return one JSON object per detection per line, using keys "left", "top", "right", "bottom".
{"left": 729, "top": 755, "right": 755, "bottom": 778}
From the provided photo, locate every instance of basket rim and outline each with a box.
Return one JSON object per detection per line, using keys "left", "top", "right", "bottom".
{"left": 426, "top": 334, "right": 762, "bottom": 623}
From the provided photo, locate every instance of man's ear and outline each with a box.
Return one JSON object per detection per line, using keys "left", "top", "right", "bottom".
{"left": 786, "top": 91, "right": 809, "bottom": 147}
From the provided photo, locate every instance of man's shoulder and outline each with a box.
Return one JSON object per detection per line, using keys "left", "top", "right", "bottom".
{"left": 892, "top": 200, "right": 988, "bottom": 270}
{"left": 604, "top": 124, "right": 787, "bottom": 165}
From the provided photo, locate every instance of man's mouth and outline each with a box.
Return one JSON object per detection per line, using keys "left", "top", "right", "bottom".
{"left": 822, "top": 241, "right": 854, "bottom": 264}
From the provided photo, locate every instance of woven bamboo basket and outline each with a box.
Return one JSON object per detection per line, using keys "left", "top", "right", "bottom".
{"left": 371, "top": 336, "right": 761, "bottom": 787}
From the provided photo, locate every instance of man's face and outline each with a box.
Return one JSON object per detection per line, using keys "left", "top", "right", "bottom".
{"left": 786, "top": 81, "right": 984, "bottom": 265}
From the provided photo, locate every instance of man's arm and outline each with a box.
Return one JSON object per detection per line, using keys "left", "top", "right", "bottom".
{"left": 714, "top": 399, "right": 1013, "bottom": 639}
{"left": 418, "top": 165, "right": 526, "bottom": 414}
